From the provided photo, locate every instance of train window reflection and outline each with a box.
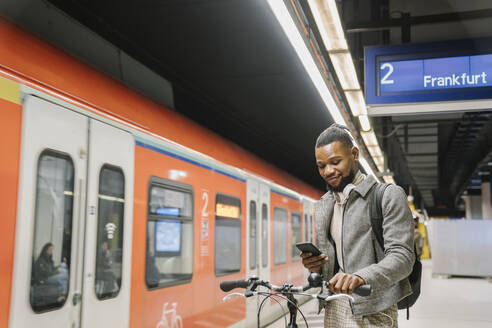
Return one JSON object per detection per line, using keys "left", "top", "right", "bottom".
{"left": 273, "top": 207, "right": 287, "bottom": 265}
{"left": 304, "top": 214, "right": 308, "bottom": 243}
{"left": 215, "top": 193, "right": 242, "bottom": 276}
{"left": 249, "top": 201, "right": 257, "bottom": 270}
{"left": 30, "top": 150, "right": 73, "bottom": 313}
{"left": 261, "top": 204, "right": 268, "bottom": 268}
{"left": 146, "top": 177, "right": 193, "bottom": 289}
{"left": 309, "top": 215, "right": 313, "bottom": 243}
{"left": 291, "top": 212, "right": 301, "bottom": 261}
{"left": 95, "top": 165, "right": 125, "bottom": 300}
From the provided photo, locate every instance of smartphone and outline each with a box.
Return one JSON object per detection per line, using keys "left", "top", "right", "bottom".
{"left": 295, "top": 242, "right": 322, "bottom": 256}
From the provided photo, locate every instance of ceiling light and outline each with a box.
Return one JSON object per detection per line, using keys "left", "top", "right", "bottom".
{"left": 345, "top": 90, "right": 367, "bottom": 116}
{"left": 359, "top": 157, "right": 377, "bottom": 178}
{"left": 361, "top": 130, "right": 378, "bottom": 147}
{"left": 373, "top": 155, "right": 384, "bottom": 166}
{"left": 266, "top": 0, "right": 346, "bottom": 125}
{"left": 383, "top": 176, "right": 395, "bottom": 184}
{"left": 308, "top": 0, "right": 348, "bottom": 51}
{"left": 358, "top": 114, "right": 371, "bottom": 131}
{"left": 329, "top": 52, "right": 361, "bottom": 90}
{"left": 266, "top": 0, "right": 381, "bottom": 177}
{"left": 367, "top": 145, "right": 383, "bottom": 158}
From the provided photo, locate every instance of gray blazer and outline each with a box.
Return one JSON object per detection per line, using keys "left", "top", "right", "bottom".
{"left": 315, "top": 175, "right": 415, "bottom": 316}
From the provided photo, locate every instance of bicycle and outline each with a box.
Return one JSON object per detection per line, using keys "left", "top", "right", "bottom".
{"left": 220, "top": 273, "right": 371, "bottom": 328}
{"left": 155, "top": 302, "right": 183, "bottom": 328}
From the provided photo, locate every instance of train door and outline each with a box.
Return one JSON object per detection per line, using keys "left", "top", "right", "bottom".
{"left": 258, "top": 183, "right": 272, "bottom": 322}
{"left": 302, "top": 199, "right": 314, "bottom": 244}
{"left": 246, "top": 178, "right": 260, "bottom": 326}
{"left": 246, "top": 179, "right": 271, "bottom": 326}
{"left": 301, "top": 199, "right": 314, "bottom": 280}
{"left": 9, "top": 96, "right": 134, "bottom": 328}
{"left": 80, "top": 119, "right": 134, "bottom": 328}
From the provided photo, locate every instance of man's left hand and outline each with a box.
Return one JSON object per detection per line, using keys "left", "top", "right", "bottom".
{"left": 328, "top": 272, "right": 365, "bottom": 294}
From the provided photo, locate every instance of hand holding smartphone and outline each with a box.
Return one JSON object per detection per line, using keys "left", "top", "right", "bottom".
{"left": 297, "top": 242, "right": 326, "bottom": 273}
{"left": 296, "top": 242, "right": 322, "bottom": 256}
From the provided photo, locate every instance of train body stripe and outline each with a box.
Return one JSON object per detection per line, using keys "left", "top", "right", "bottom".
{"left": 0, "top": 76, "right": 20, "bottom": 105}
{"left": 271, "top": 189, "right": 300, "bottom": 201}
{"left": 135, "top": 140, "right": 246, "bottom": 183}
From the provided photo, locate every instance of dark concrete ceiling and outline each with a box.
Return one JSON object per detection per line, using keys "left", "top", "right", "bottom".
{"left": 47, "top": 0, "right": 337, "bottom": 191}
{"left": 41, "top": 0, "right": 492, "bottom": 215}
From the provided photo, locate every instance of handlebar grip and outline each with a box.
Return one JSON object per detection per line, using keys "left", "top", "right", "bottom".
{"left": 220, "top": 279, "right": 250, "bottom": 292}
{"left": 354, "top": 284, "right": 371, "bottom": 296}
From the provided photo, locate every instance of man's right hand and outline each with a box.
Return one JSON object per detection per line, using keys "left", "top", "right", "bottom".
{"left": 300, "top": 252, "right": 328, "bottom": 274}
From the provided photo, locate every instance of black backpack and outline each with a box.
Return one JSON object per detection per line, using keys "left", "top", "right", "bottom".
{"left": 369, "top": 183, "right": 422, "bottom": 320}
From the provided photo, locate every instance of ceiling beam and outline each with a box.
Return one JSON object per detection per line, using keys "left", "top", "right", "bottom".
{"left": 345, "top": 9, "right": 492, "bottom": 33}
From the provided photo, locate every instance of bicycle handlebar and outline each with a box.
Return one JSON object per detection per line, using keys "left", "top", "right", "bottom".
{"left": 219, "top": 273, "right": 372, "bottom": 297}
{"left": 220, "top": 273, "right": 371, "bottom": 328}
{"left": 220, "top": 279, "right": 251, "bottom": 292}
{"left": 353, "top": 284, "right": 371, "bottom": 297}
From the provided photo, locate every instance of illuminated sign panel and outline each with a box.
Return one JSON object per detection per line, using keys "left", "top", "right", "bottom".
{"left": 216, "top": 203, "right": 240, "bottom": 219}
{"left": 379, "top": 54, "right": 492, "bottom": 94}
{"left": 365, "top": 38, "right": 492, "bottom": 114}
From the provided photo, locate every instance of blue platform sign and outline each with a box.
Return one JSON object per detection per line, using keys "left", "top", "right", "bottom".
{"left": 365, "top": 38, "right": 492, "bottom": 114}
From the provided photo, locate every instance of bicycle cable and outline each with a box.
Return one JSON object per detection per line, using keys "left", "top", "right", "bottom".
{"left": 257, "top": 292, "right": 287, "bottom": 328}
{"left": 256, "top": 291, "right": 309, "bottom": 328}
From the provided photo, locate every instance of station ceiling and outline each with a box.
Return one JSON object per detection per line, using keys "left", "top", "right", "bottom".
{"left": 23, "top": 0, "right": 492, "bottom": 215}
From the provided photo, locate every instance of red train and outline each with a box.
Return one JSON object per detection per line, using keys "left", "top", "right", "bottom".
{"left": 0, "top": 16, "right": 322, "bottom": 328}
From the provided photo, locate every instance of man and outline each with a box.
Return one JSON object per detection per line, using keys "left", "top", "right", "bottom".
{"left": 301, "top": 124, "right": 415, "bottom": 327}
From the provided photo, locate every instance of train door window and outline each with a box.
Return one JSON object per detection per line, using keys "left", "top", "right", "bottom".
{"left": 291, "top": 212, "right": 301, "bottom": 260}
{"left": 146, "top": 177, "right": 193, "bottom": 289}
{"left": 215, "top": 193, "right": 242, "bottom": 276}
{"left": 261, "top": 204, "right": 268, "bottom": 268}
{"left": 273, "top": 207, "right": 287, "bottom": 265}
{"left": 309, "top": 215, "right": 313, "bottom": 243}
{"left": 303, "top": 214, "right": 308, "bottom": 242}
{"left": 95, "top": 165, "right": 125, "bottom": 300}
{"left": 249, "top": 201, "right": 257, "bottom": 270}
{"left": 30, "top": 150, "right": 73, "bottom": 312}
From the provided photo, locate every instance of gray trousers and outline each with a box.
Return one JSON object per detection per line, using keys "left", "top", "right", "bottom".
{"left": 324, "top": 298, "right": 398, "bottom": 328}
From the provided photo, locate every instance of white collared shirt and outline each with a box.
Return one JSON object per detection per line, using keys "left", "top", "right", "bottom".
{"left": 330, "top": 170, "right": 365, "bottom": 271}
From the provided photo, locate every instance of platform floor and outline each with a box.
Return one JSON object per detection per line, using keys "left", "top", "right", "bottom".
{"left": 267, "top": 260, "right": 492, "bottom": 327}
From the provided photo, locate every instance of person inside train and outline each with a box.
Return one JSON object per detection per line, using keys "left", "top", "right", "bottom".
{"left": 32, "top": 242, "right": 68, "bottom": 299}
{"left": 95, "top": 240, "right": 117, "bottom": 296}
{"left": 300, "top": 124, "right": 414, "bottom": 327}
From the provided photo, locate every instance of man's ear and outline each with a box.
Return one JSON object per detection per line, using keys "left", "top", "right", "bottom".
{"left": 351, "top": 146, "right": 359, "bottom": 161}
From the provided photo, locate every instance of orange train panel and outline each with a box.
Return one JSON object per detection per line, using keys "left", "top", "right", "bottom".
{"left": 0, "top": 99, "right": 22, "bottom": 327}
{"left": 131, "top": 145, "right": 247, "bottom": 327}
{"left": 0, "top": 17, "right": 322, "bottom": 200}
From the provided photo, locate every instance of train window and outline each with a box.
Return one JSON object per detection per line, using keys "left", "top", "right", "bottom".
{"left": 30, "top": 150, "right": 73, "bottom": 313}
{"left": 95, "top": 165, "right": 125, "bottom": 300}
{"left": 291, "top": 212, "right": 301, "bottom": 260}
{"left": 215, "top": 193, "right": 242, "bottom": 276}
{"left": 309, "top": 215, "right": 313, "bottom": 243}
{"left": 146, "top": 177, "right": 193, "bottom": 289}
{"left": 304, "top": 214, "right": 308, "bottom": 242}
{"left": 261, "top": 204, "right": 268, "bottom": 268}
{"left": 273, "top": 207, "right": 287, "bottom": 265}
{"left": 249, "top": 201, "right": 257, "bottom": 270}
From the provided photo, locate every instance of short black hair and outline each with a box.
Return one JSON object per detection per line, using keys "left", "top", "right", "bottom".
{"left": 315, "top": 124, "right": 354, "bottom": 149}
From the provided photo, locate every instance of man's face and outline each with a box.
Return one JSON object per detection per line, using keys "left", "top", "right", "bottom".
{"left": 315, "top": 141, "right": 359, "bottom": 191}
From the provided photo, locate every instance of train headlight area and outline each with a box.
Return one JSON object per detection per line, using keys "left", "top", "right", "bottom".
{"left": 1, "top": 0, "right": 492, "bottom": 327}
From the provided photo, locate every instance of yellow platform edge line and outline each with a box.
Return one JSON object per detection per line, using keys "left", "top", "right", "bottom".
{"left": 0, "top": 75, "right": 20, "bottom": 105}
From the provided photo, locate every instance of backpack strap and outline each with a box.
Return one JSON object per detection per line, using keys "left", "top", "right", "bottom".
{"left": 369, "top": 183, "right": 390, "bottom": 250}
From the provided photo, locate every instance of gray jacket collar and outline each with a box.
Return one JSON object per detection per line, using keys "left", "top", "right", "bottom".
{"left": 320, "top": 174, "right": 378, "bottom": 200}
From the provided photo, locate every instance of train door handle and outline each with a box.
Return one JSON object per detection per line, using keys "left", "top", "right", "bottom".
{"left": 72, "top": 292, "right": 82, "bottom": 306}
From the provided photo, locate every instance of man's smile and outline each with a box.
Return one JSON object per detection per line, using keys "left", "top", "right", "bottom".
{"left": 326, "top": 175, "right": 342, "bottom": 185}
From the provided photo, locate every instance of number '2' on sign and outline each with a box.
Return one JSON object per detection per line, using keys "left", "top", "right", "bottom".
{"left": 380, "top": 63, "right": 394, "bottom": 85}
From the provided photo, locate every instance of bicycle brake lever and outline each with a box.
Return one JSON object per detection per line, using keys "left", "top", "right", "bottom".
{"left": 223, "top": 293, "right": 247, "bottom": 301}
{"left": 320, "top": 293, "right": 355, "bottom": 302}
